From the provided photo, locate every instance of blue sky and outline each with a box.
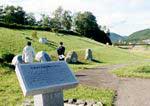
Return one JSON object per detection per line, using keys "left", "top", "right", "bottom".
{"left": 1, "top": 0, "right": 150, "bottom": 36}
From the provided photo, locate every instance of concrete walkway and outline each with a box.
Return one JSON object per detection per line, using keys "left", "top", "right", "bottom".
{"left": 116, "top": 78, "right": 150, "bottom": 106}
{"left": 76, "top": 63, "right": 150, "bottom": 106}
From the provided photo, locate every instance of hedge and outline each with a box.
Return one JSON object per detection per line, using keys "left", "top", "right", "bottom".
{"left": 0, "top": 22, "right": 51, "bottom": 31}
{"left": 0, "top": 22, "right": 79, "bottom": 35}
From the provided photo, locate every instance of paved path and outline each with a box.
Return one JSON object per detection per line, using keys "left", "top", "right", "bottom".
{"left": 76, "top": 63, "right": 150, "bottom": 106}
{"left": 116, "top": 78, "right": 150, "bottom": 106}
{"left": 76, "top": 64, "right": 125, "bottom": 90}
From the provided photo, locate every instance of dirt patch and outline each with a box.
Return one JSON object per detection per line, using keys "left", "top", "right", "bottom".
{"left": 76, "top": 64, "right": 126, "bottom": 90}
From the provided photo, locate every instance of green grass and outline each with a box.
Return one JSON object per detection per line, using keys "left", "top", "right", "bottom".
{"left": 129, "top": 45, "right": 150, "bottom": 58}
{"left": 0, "top": 27, "right": 149, "bottom": 106}
{"left": 0, "top": 66, "right": 24, "bottom": 106}
{"left": 112, "top": 63, "right": 150, "bottom": 78}
{"left": 127, "top": 28, "right": 150, "bottom": 41}
{"left": 64, "top": 85, "right": 115, "bottom": 106}
{"left": 0, "top": 65, "right": 115, "bottom": 106}
{"left": 0, "top": 27, "right": 146, "bottom": 71}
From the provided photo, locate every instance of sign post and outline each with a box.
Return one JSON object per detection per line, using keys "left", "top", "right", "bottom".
{"left": 15, "top": 61, "right": 78, "bottom": 106}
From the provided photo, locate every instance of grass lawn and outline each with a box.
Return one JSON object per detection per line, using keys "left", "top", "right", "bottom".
{"left": 129, "top": 45, "right": 150, "bottom": 59}
{"left": 111, "top": 45, "right": 150, "bottom": 78}
{"left": 0, "top": 27, "right": 148, "bottom": 106}
{"left": 0, "top": 65, "right": 115, "bottom": 106}
{"left": 64, "top": 85, "right": 115, "bottom": 106}
{"left": 112, "top": 63, "right": 150, "bottom": 78}
{"left": 0, "top": 27, "right": 145, "bottom": 72}
{"left": 0, "top": 66, "right": 24, "bottom": 106}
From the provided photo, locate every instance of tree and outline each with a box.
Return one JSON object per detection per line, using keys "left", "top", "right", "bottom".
{"left": 40, "top": 14, "right": 51, "bottom": 27}
{"left": 3, "top": 5, "right": 16, "bottom": 23}
{"left": 73, "top": 11, "right": 112, "bottom": 44}
{"left": 3, "top": 5, "right": 26, "bottom": 24}
{"left": 52, "top": 6, "right": 63, "bottom": 29}
{"left": 49, "top": 18, "right": 61, "bottom": 29}
{"left": 74, "top": 12, "right": 99, "bottom": 37}
{"left": 25, "top": 13, "right": 36, "bottom": 26}
{"left": 36, "top": 20, "right": 42, "bottom": 26}
{"left": 51, "top": 7, "right": 72, "bottom": 30}
{"left": 0, "top": 6, "right": 3, "bottom": 21}
{"left": 53, "top": 6, "right": 63, "bottom": 21}
{"left": 62, "top": 10, "right": 72, "bottom": 30}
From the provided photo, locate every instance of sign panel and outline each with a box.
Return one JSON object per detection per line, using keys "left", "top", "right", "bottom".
{"left": 15, "top": 61, "right": 78, "bottom": 96}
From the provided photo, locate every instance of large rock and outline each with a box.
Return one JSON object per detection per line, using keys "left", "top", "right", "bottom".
{"left": 35, "top": 51, "right": 51, "bottom": 62}
{"left": 11, "top": 55, "right": 23, "bottom": 66}
{"left": 65, "top": 51, "right": 78, "bottom": 63}
{"left": 85, "top": 49, "right": 93, "bottom": 60}
{"left": 39, "top": 38, "right": 48, "bottom": 44}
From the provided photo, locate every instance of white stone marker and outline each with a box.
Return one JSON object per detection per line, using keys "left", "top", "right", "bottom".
{"left": 85, "top": 49, "right": 93, "bottom": 61}
{"left": 15, "top": 61, "right": 79, "bottom": 106}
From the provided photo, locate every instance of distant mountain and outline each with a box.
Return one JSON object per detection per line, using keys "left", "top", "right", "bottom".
{"left": 127, "top": 28, "right": 150, "bottom": 42}
{"left": 109, "top": 32, "right": 126, "bottom": 43}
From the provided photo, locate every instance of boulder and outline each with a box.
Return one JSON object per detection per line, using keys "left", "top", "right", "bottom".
{"left": 11, "top": 55, "right": 23, "bottom": 66}
{"left": 85, "top": 49, "right": 93, "bottom": 60}
{"left": 39, "top": 38, "right": 48, "bottom": 44}
{"left": 35, "top": 51, "right": 51, "bottom": 62}
{"left": 65, "top": 51, "right": 78, "bottom": 63}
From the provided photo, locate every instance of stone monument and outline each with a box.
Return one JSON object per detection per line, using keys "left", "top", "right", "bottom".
{"left": 35, "top": 51, "right": 51, "bottom": 62}
{"left": 15, "top": 61, "right": 78, "bottom": 106}
{"left": 65, "top": 51, "right": 78, "bottom": 63}
{"left": 11, "top": 54, "right": 23, "bottom": 66}
{"left": 85, "top": 49, "right": 93, "bottom": 61}
{"left": 39, "top": 38, "right": 48, "bottom": 44}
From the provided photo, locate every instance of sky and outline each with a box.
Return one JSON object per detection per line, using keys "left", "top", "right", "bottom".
{"left": 1, "top": 0, "right": 150, "bottom": 36}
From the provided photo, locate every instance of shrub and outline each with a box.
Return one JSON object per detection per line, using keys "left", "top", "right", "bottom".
{"left": 2, "top": 53, "right": 15, "bottom": 63}
{"left": 0, "top": 22, "right": 51, "bottom": 31}
{"left": 51, "top": 28, "right": 59, "bottom": 35}
{"left": 58, "top": 29, "right": 79, "bottom": 35}
{"left": 0, "top": 22, "right": 80, "bottom": 37}
{"left": 51, "top": 28, "right": 58, "bottom": 33}
{"left": 0, "top": 58, "right": 4, "bottom": 64}
{"left": 25, "top": 37, "right": 32, "bottom": 41}
{"left": 31, "top": 31, "right": 38, "bottom": 39}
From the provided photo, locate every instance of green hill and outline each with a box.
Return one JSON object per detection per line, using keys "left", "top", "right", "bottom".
{"left": 0, "top": 27, "right": 147, "bottom": 106}
{"left": 109, "top": 32, "right": 126, "bottom": 43}
{"left": 0, "top": 27, "right": 144, "bottom": 68}
{"left": 127, "top": 28, "right": 150, "bottom": 42}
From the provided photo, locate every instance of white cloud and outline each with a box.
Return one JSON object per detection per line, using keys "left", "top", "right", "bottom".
{"left": 0, "top": 0, "right": 150, "bottom": 35}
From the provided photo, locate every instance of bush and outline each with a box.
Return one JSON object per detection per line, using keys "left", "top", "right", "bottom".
{"left": 31, "top": 31, "right": 38, "bottom": 39}
{"left": 51, "top": 28, "right": 59, "bottom": 33}
{"left": 0, "top": 22, "right": 80, "bottom": 36}
{"left": 25, "top": 37, "right": 32, "bottom": 41}
{"left": 2, "top": 53, "right": 15, "bottom": 63}
{"left": 0, "top": 22, "right": 51, "bottom": 31}
{"left": 0, "top": 58, "right": 4, "bottom": 64}
{"left": 58, "top": 29, "right": 79, "bottom": 35}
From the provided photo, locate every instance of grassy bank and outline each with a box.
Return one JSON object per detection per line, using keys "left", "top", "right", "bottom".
{"left": 112, "top": 63, "right": 150, "bottom": 78}
{"left": 0, "top": 27, "right": 145, "bottom": 71}
{"left": 0, "top": 65, "right": 115, "bottom": 106}
{"left": 0, "top": 27, "right": 148, "bottom": 106}
{"left": 64, "top": 85, "right": 115, "bottom": 106}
